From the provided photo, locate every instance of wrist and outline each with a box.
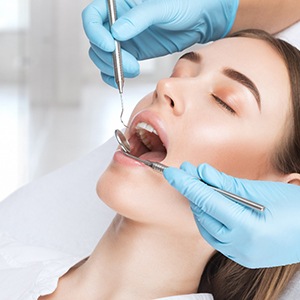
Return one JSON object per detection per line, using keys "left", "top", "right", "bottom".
{"left": 221, "top": 0, "right": 240, "bottom": 37}
{"left": 202, "top": 0, "right": 240, "bottom": 42}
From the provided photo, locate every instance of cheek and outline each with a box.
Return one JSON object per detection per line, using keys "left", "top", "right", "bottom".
{"left": 170, "top": 118, "right": 274, "bottom": 179}
{"left": 97, "top": 162, "right": 196, "bottom": 232}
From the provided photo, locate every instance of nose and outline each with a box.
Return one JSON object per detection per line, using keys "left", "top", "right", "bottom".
{"left": 153, "top": 78, "right": 187, "bottom": 116}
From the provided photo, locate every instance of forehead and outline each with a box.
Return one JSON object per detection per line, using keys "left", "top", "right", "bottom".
{"left": 197, "top": 37, "right": 291, "bottom": 115}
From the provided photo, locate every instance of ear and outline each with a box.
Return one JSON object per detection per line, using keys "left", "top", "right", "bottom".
{"left": 282, "top": 173, "right": 300, "bottom": 186}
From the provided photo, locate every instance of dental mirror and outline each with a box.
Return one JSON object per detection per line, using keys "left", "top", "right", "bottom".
{"left": 114, "top": 128, "right": 168, "bottom": 173}
{"left": 115, "top": 129, "right": 131, "bottom": 153}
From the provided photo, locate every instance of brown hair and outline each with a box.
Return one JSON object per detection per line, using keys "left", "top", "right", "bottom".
{"left": 198, "top": 29, "right": 300, "bottom": 300}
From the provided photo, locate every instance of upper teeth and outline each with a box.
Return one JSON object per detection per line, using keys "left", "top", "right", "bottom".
{"left": 135, "top": 122, "right": 158, "bottom": 135}
{"left": 135, "top": 122, "right": 158, "bottom": 150}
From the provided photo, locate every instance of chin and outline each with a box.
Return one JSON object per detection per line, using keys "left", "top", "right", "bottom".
{"left": 96, "top": 160, "right": 192, "bottom": 228}
{"left": 96, "top": 162, "right": 133, "bottom": 213}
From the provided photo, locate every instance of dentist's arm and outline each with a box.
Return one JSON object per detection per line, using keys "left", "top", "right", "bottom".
{"left": 164, "top": 162, "right": 300, "bottom": 269}
{"left": 230, "top": 0, "right": 300, "bottom": 34}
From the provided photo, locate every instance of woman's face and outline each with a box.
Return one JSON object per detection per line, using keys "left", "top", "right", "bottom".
{"left": 97, "top": 37, "right": 290, "bottom": 232}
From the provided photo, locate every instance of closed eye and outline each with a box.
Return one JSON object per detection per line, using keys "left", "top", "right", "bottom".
{"left": 211, "top": 94, "right": 236, "bottom": 114}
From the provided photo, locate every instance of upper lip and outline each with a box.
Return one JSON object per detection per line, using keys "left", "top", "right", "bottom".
{"left": 129, "top": 110, "right": 169, "bottom": 151}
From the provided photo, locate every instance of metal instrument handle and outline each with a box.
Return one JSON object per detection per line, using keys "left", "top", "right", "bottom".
{"left": 107, "top": 0, "right": 124, "bottom": 93}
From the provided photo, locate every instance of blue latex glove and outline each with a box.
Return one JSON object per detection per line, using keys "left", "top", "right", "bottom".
{"left": 164, "top": 162, "right": 300, "bottom": 268}
{"left": 82, "top": 0, "right": 239, "bottom": 87}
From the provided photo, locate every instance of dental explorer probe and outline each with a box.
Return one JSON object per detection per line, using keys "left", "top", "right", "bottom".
{"left": 107, "top": 0, "right": 128, "bottom": 127}
{"left": 115, "top": 129, "right": 265, "bottom": 212}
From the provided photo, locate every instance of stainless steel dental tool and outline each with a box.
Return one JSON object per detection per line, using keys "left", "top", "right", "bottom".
{"left": 114, "top": 129, "right": 265, "bottom": 212}
{"left": 107, "top": 0, "right": 128, "bottom": 128}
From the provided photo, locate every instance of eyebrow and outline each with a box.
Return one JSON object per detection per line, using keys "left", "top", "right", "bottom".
{"left": 179, "top": 52, "right": 261, "bottom": 111}
{"left": 222, "top": 68, "right": 261, "bottom": 111}
{"left": 179, "top": 51, "right": 202, "bottom": 63}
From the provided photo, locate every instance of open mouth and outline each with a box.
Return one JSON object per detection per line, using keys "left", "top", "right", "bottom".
{"left": 128, "top": 122, "right": 167, "bottom": 162}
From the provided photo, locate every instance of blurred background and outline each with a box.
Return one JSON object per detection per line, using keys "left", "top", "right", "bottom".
{"left": 0, "top": 0, "right": 180, "bottom": 200}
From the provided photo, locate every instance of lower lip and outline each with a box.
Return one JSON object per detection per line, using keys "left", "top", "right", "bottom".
{"left": 113, "top": 150, "right": 146, "bottom": 168}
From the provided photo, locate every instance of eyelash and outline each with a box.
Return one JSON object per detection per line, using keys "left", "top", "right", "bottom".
{"left": 211, "top": 94, "right": 235, "bottom": 114}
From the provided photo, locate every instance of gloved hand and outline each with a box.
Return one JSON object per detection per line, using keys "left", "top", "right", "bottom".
{"left": 164, "top": 162, "right": 300, "bottom": 269}
{"left": 82, "top": 0, "right": 239, "bottom": 87}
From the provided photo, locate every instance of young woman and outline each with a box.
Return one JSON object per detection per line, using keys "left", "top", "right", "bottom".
{"left": 40, "top": 30, "right": 300, "bottom": 300}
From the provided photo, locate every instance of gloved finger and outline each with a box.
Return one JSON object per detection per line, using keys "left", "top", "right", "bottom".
{"left": 164, "top": 166, "right": 251, "bottom": 229}
{"left": 82, "top": 2, "right": 115, "bottom": 52}
{"left": 179, "top": 161, "right": 199, "bottom": 177}
{"left": 198, "top": 163, "right": 250, "bottom": 198}
{"left": 89, "top": 47, "right": 115, "bottom": 77}
{"left": 200, "top": 164, "right": 300, "bottom": 210}
{"left": 164, "top": 167, "right": 211, "bottom": 203}
{"left": 90, "top": 44, "right": 140, "bottom": 77}
{"left": 112, "top": 0, "right": 183, "bottom": 41}
{"left": 180, "top": 162, "right": 235, "bottom": 195}
{"left": 101, "top": 73, "right": 117, "bottom": 89}
{"left": 190, "top": 203, "right": 229, "bottom": 243}
{"left": 197, "top": 163, "right": 268, "bottom": 212}
{"left": 164, "top": 167, "right": 222, "bottom": 217}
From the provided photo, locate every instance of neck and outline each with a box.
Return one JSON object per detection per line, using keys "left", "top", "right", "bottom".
{"left": 60, "top": 215, "right": 213, "bottom": 300}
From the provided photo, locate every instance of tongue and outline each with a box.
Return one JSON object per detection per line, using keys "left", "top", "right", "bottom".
{"left": 139, "top": 151, "right": 166, "bottom": 162}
